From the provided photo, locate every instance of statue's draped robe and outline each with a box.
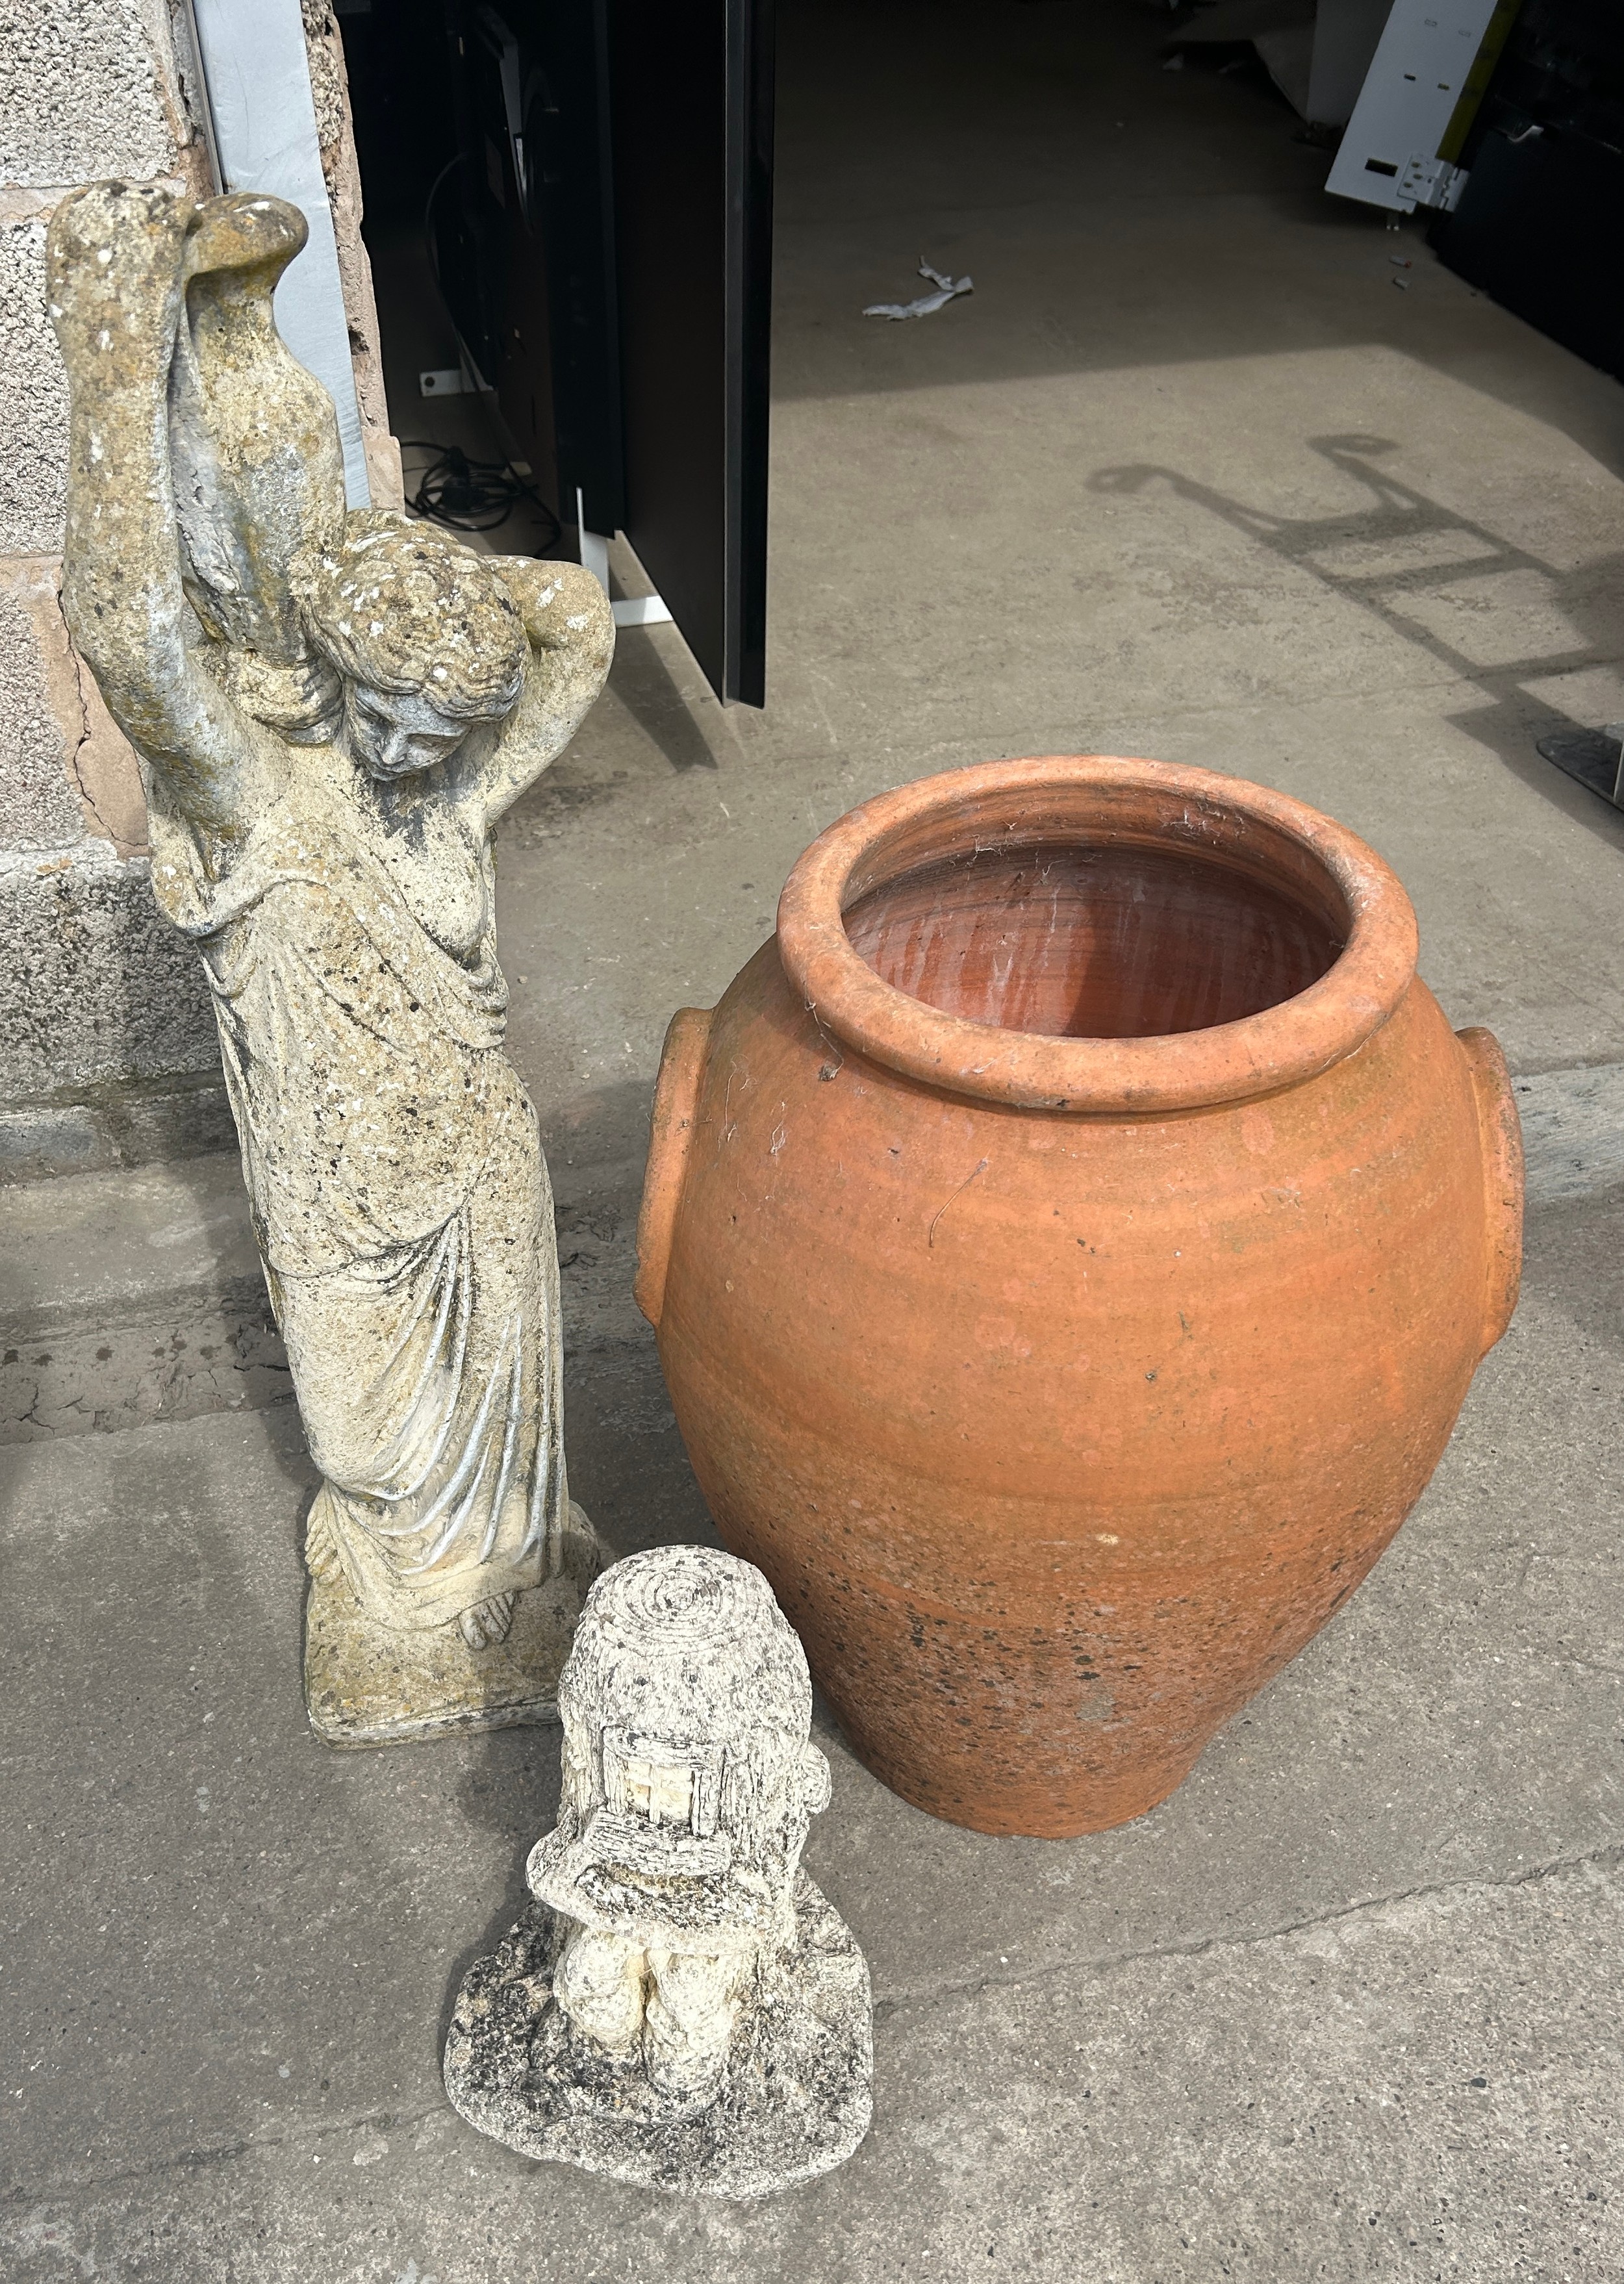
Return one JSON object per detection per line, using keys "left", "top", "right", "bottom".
{"left": 149, "top": 779, "right": 566, "bottom": 1630}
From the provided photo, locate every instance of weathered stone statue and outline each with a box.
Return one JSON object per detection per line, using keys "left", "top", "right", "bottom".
{"left": 46, "top": 181, "right": 614, "bottom": 1742}
{"left": 444, "top": 1546, "right": 873, "bottom": 2198}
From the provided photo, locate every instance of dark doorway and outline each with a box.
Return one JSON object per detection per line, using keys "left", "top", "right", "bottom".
{"left": 340, "top": 0, "right": 775, "bottom": 708}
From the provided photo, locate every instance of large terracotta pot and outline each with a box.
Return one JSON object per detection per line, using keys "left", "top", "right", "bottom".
{"left": 635, "top": 758, "right": 1523, "bottom": 1838}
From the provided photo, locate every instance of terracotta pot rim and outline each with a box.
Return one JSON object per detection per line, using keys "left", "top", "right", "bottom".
{"left": 774, "top": 755, "right": 1419, "bottom": 1113}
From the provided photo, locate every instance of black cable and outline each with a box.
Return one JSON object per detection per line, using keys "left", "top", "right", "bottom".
{"left": 399, "top": 440, "right": 561, "bottom": 547}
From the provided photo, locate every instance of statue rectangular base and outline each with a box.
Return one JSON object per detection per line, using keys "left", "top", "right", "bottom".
{"left": 303, "top": 1572, "right": 587, "bottom": 1747}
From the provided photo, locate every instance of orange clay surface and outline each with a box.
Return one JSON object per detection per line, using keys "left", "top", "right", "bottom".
{"left": 636, "top": 758, "right": 1524, "bottom": 1838}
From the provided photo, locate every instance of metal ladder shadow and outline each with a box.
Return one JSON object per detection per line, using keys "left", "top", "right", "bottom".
{"left": 1090, "top": 435, "right": 1624, "bottom": 810}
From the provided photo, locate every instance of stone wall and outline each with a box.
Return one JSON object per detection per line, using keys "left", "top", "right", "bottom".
{"left": 0, "top": 0, "right": 396, "bottom": 1157}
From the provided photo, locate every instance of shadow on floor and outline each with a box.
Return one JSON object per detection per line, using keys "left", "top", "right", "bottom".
{"left": 1091, "top": 433, "right": 1624, "bottom": 846}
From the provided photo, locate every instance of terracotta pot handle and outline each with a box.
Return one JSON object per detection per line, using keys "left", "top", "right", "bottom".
{"left": 1456, "top": 1026, "right": 1523, "bottom": 1358}
{"left": 635, "top": 1006, "right": 714, "bottom": 1328}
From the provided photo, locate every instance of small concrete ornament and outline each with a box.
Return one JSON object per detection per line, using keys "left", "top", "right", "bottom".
{"left": 444, "top": 1547, "right": 873, "bottom": 2198}
{"left": 45, "top": 183, "right": 614, "bottom": 1742}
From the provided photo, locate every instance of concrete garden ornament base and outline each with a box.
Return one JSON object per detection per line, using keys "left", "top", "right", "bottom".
{"left": 444, "top": 1547, "right": 873, "bottom": 2200}
{"left": 635, "top": 755, "right": 1526, "bottom": 1839}
{"left": 47, "top": 183, "right": 614, "bottom": 1743}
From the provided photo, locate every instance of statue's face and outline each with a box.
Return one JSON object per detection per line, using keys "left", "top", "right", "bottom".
{"left": 345, "top": 682, "right": 472, "bottom": 778}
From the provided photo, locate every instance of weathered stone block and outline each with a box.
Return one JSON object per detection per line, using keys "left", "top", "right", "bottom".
{"left": 0, "top": 214, "right": 69, "bottom": 558}
{"left": 0, "top": 553, "right": 148, "bottom": 854}
{"left": 0, "top": 557, "right": 84, "bottom": 848}
{"left": 0, "top": 0, "right": 180, "bottom": 188}
{"left": 0, "top": 841, "right": 217, "bottom": 1100}
{"left": 0, "top": 1072, "right": 235, "bottom": 1181}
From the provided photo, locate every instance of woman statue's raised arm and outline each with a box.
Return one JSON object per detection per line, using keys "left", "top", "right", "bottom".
{"left": 46, "top": 181, "right": 283, "bottom": 846}
{"left": 473, "top": 557, "right": 615, "bottom": 828}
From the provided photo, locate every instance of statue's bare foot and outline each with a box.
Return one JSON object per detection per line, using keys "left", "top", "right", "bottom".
{"left": 305, "top": 1499, "right": 344, "bottom": 1586}
{"left": 459, "top": 1591, "right": 517, "bottom": 1651}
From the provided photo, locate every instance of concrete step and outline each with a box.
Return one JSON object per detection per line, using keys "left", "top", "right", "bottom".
{"left": 0, "top": 1069, "right": 235, "bottom": 1185}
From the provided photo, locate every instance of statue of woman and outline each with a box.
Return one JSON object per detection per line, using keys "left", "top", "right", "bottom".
{"left": 47, "top": 180, "right": 615, "bottom": 1738}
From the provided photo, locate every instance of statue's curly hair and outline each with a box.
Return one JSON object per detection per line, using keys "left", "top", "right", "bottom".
{"left": 290, "top": 510, "right": 527, "bottom": 722}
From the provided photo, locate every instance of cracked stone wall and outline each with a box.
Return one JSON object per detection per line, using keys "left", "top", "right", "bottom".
{"left": 0, "top": 0, "right": 398, "bottom": 1126}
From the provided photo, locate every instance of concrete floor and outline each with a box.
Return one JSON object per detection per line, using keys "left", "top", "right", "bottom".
{"left": 7, "top": 1, "right": 1624, "bottom": 2276}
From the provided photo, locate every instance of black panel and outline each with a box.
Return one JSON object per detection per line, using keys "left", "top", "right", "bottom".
{"left": 1432, "top": 0, "right": 1624, "bottom": 384}
{"left": 1434, "top": 127, "right": 1624, "bottom": 382}
{"left": 1450, "top": 0, "right": 1624, "bottom": 168}
{"left": 521, "top": 1, "right": 627, "bottom": 530}
{"left": 410, "top": 1, "right": 625, "bottom": 524}
{"left": 728, "top": 0, "right": 776, "bottom": 707}
{"left": 610, "top": 0, "right": 775, "bottom": 705}
{"left": 342, "top": 0, "right": 460, "bottom": 228}
{"left": 349, "top": 0, "right": 774, "bottom": 703}
{"left": 431, "top": 6, "right": 516, "bottom": 407}
{"left": 465, "top": 6, "right": 561, "bottom": 497}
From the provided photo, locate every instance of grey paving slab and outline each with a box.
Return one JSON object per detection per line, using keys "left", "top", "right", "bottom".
{"left": 3, "top": 1191, "right": 1621, "bottom": 2280}
{"left": 0, "top": 1157, "right": 286, "bottom": 1442}
{"left": 7, "top": 1857, "right": 1622, "bottom": 2284}
{"left": 1516, "top": 1066, "right": 1624, "bottom": 1207}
